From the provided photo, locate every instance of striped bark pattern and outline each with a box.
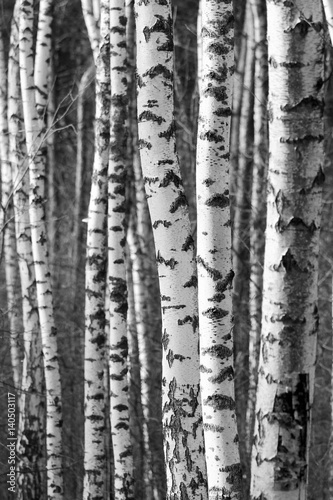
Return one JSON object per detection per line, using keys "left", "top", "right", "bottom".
{"left": 135, "top": 1, "right": 208, "bottom": 498}
{"left": 196, "top": 1, "right": 242, "bottom": 498}
{"left": 8, "top": 9, "right": 45, "bottom": 497}
{"left": 250, "top": 1, "right": 324, "bottom": 498}
{"left": 83, "top": 1, "right": 110, "bottom": 498}
{"left": 0, "top": 18, "right": 21, "bottom": 389}
{"left": 19, "top": 1, "right": 63, "bottom": 498}
{"left": 108, "top": 1, "right": 134, "bottom": 498}
{"left": 246, "top": 0, "right": 268, "bottom": 459}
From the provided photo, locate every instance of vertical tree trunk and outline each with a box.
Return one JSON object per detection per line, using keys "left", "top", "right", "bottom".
{"left": 250, "top": 1, "right": 324, "bottom": 498}
{"left": 19, "top": 1, "right": 63, "bottom": 498}
{"left": 246, "top": 0, "right": 268, "bottom": 464}
{"left": 0, "top": 13, "right": 21, "bottom": 390}
{"left": 196, "top": 1, "right": 242, "bottom": 498}
{"left": 81, "top": 0, "right": 100, "bottom": 63}
{"left": 8, "top": 6, "right": 45, "bottom": 498}
{"left": 108, "top": 1, "right": 134, "bottom": 497}
{"left": 134, "top": 1, "right": 208, "bottom": 498}
{"left": 83, "top": 1, "right": 110, "bottom": 498}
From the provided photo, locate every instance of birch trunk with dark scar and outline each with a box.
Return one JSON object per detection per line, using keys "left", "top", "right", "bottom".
{"left": 19, "top": 0, "right": 63, "bottom": 498}
{"left": 135, "top": 1, "right": 208, "bottom": 498}
{"left": 108, "top": 1, "right": 134, "bottom": 497}
{"left": 0, "top": 19, "right": 21, "bottom": 390}
{"left": 196, "top": 0, "right": 242, "bottom": 498}
{"left": 8, "top": 7, "right": 45, "bottom": 497}
{"left": 250, "top": 1, "right": 324, "bottom": 498}
{"left": 246, "top": 0, "right": 268, "bottom": 466}
{"left": 83, "top": 1, "right": 110, "bottom": 498}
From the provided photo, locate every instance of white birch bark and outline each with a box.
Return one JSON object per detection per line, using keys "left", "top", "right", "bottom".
{"left": 250, "top": 1, "right": 325, "bottom": 498}
{"left": 246, "top": 0, "right": 268, "bottom": 460}
{"left": 8, "top": 7, "right": 45, "bottom": 497}
{"left": 82, "top": 0, "right": 100, "bottom": 63}
{"left": 0, "top": 16, "right": 22, "bottom": 390}
{"left": 196, "top": 1, "right": 242, "bottom": 498}
{"left": 323, "top": 0, "right": 333, "bottom": 46}
{"left": 19, "top": 1, "right": 63, "bottom": 498}
{"left": 47, "top": 53, "right": 56, "bottom": 264}
{"left": 135, "top": 1, "right": 208, "bottom": 498}
{"left": 108, "top": 1, "right": 134, "bottom": 497}
{"left": 83, "top": 1, "right": 110, "bottom": 497}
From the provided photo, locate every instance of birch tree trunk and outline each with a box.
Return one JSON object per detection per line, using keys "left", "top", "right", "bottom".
{"left": 81, "top": 0, "right": 100, "bottom": 63}
{"left": 250, "top": 1, "right": 325, "bottom": 498}
{"left": 8, "top": 7, "right": 45, "bottom": 497}
{"left": 0, "top": 16, "right": 21, "bottom": 390}
{"left": 83, "top": 1, "right": 110, "bottom": 497}
{"left": 196, "top": 0, "right": 242, "bottom": 498}
{"left": 246, "top": 0, "right": 268, "bottom": 461}
{"left": 135, "top": 1, "right": 208, "bottom": 498}
{"left": 108, "top": 1, "right": 134, "bottom": 497}
{"left": 19, "top": 1, "right": 63, "bottom": 498}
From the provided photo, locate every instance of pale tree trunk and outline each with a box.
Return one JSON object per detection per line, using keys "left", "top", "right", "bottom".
{"left": 81, "top": 0, "right": 100, "bottom": 63}
{"left": 135, "top": 1, "right": 208, "bottom": 498}
{"left": 19, "top": 1, "right": 63, "bottom": 498}
{"left": 250, "top": 1, "right": 324, "bottom": 498}
{"left": 47, "top": 53, "right": 56, "bottom": 264}
{"left": 0, "top": 16, "right": 21, "bottom": 390}
{"left": 72, "top": 63, "right": 94, "bottom": 300}
{"left": 8, "top": 7, "right": 45, "bottom": 498}
{"left": 83, "top": 1, "right": 110, "bottom": 498}
{"left": 108, "top": 1, "right": 134, "bottom": 497}
{"left": 246, "top": 0, "right": 268, "bottom": 461}
{"left": 323, "top": 0, "right": 333, "bottom": 45}
{"left": 196, "top": 1, "right": 242, "bottom": 498}
{"left": 197, "top": 0, "right": 202, "bottom": 96}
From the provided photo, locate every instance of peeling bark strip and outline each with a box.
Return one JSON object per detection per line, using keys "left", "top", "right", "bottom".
{"left": 134, "top": 1, "right": 208, "bottom": 498}
{"left": 108, "top": 2, "right": 135, "bottom": 498}
{"left": 83, "top": 2, "right": 109, "bottom": 499}
{"left": 19, "top": 1, "right": 64, "bottom": 498}
{"left": 250, "top": 1, "right": 324, "bottom": 499}
{"left": 196, "top": 0, "right": 241, "bottom": 498}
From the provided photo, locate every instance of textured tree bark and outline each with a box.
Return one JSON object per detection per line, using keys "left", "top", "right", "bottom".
{"left": 0, "top": 15, "right": 21, "bottom": 390}
{"left": 323, "top": 0, "right": 333, "bottom": 46}
{"left": 250, "top": 1, "right": 325, "bottom": 499}
{"left": 196, "top": 0, "right": 242, "bottom": 498}
{"left": 134, "top": 1, "right": 208, "bottom": 498}
{"left": 108, "top": 1, "right": 134, "bottom": 497}
{"left": 246, "top": 0, "right": 268, "bottom": 464}
{"left": 81, "top": 0, "right": 100, "bottom": 63}
{"left": 83, "top": 1, "right": 110, "bottom": 498}
{"left": 19, "top": 0, "right": 63, "bottom": 498}
{"left": 8, "top": 6, "right": 45, "bottom": 498}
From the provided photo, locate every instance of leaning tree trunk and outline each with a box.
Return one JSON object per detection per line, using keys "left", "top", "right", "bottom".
{"left": 108, "top": 1, "right": 135, "bottom": 498}
{"left": 83, "top": 1, "right": 110, "bottom": 498}
{"left": 196, "top": 0, "right": 242, "bottom": 498}
{"left": 134, "top": 1, "right": 208, "bottom": 498}
{"left": 250, "top": 1, "right": 325, "bottom": 499}
{"left": 19, "top": 1, "right": 63, "bottom": 498}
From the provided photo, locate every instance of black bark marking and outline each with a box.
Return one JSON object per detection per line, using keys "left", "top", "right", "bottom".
{"left": 143, "top": 176, "right": 159, "bottom": 184}
{"left": 203, "top": 178, "right": 215, "bottom": 187}
{"left": 184, "top": 275, "right": 198, "bottom": 289}
{"left": 166, "top": 349, "right": 174, "bottom": 368}
{"left": 143, "top": 63, "right": 173, "bottom": 80}
{"left": 110, "top": 368, "right": 128, "bottom": 381}
{"left": 182, "top": 234, "right": 194, "bottom": 252}
{"left": 156, "top": 251, "right": 178, "bottom": 269}
{"left": 153, "top": 219, "right": 172, "bottom": 229}
{"left": 114, "top": 404, "right": 128, "bottom": 412}
{"left": 199, "top": 131, "right": 224, "bottom": 143}
{"left": 159, "top": 170, "right": 183, "bottom": 188}
{"left": 209, "top": 366, "right": 234, "bottom": 384}
{"left": 205, "top": 193, "right": 229, "bottom": 209}
{"left": 196, "top": 255, "right": 222, "bottom": 280}
{"left": 281, "top": 96, "right": 324, "bottom": 112}
{"left": 281, "top": 249, "right": 301, "bottom": 272}
{"left": 170, "top": 192, "right": 188, "bottom": 213}
{"left": 202, "top": 307, "right": 228, "bottom": 320}
{"left": 204, "top": 394, "right": 235, "bottom": 410}
{"left": 200, "top": 365, "right": 213, "bottom": 374}
{"left": 280, "top": 134, "right": 324, "bottom": 144}
{"left": 177, "top": 315, "right": 192, "bottom": 326}
{"left": 138, "top": 139, "right": 152, "bottom": 149}
{"left": 138, "top": 110, "right": 165, "bottom": 125}
{"left": 223, "top": 463, "right": 242, "bottom": 493}
{"left": 312, "top": 166, "right": 325, "bottom": 186}
{"left": 142, "top": 15, "right": 173, "bottom": 51}
{"left": 214, "top": 106, "right": 232, "bottom": 117}
{"left": 202, "top": 344, "right": 232, "bottom": 359}
{"left": 207, "top": 42, "right": 231, "bottom": 56}
{"left": 162, "top": 329, "right": 170, "bottom": 350}
{"left": 161, "top": 294, "right": 171, "bottom": 301}
{"left": 158, "top": 121, "right": 176, "bottom": 141}
{"left": 158, "top": 159, "right": 174, "bottom": 166}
